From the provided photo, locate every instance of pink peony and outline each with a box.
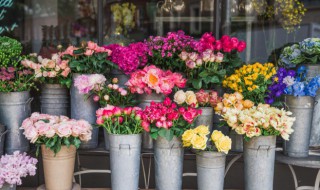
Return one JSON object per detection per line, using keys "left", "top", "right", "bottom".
{"left": 74, "top": 75, "right": 91, "bottom": 94}
{"left": 56, "top": 123, "right": 72, "bottom": 137}
{"left": 87, "top": 41, "right": 98, "bottom": 50}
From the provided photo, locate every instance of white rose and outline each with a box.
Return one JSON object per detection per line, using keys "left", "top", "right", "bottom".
{"left": 174, "top": 90, "right": 186, "bottom": 105}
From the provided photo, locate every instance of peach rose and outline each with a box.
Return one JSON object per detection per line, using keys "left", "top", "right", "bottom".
{"left": 185, "top": 91, "right": 197, "bottom": 105}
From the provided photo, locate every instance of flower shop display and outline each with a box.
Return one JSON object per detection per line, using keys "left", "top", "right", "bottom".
{"left": 173, "top": 89, "right": 222, "bottom": 141}
{"left": 0, "top": 37, "right": 36, "bottom": 154}
{"left": 219, "top": 103, "right": 295, "bottom": 190}
{"left": 22, "top": 53, "right": 71, "bottom": 116}
{"left": 0, "top": 151, "right": 37, "bottom": 190}
{"left": 182, "top": 126, "right": 231, "bottom": 190}
{"left": 282, "top": 67, "right": 320, "bottom": 156}
{"left": 21, "top": 112, "right": 92, "bottom": 190}
{"left": 141, "top": 97, "right": 201, "bottom": 190}
{"left": 126, "top": 65, "right": 187, "bottom": 149}
{"left": 223, "top": 62, "right": 277, "bottom": 104}
{"left": 184, "top": 33, "right": 245, "bottom": 90}
{"left": 96, "top": 105, "right": 142, "bottom": 190}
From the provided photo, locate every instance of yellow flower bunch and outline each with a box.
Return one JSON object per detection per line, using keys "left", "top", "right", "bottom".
{"left": 214, "top": 92, "right": 255, "bottom": 115}
{"left": 182, "top": 125, "right": 232, "bottom": 154}
{"left": 223, "top": 62, "right": 276, "bottom": 104}
{"left": 211, "top": 130, "right": 232, "bottom": 154}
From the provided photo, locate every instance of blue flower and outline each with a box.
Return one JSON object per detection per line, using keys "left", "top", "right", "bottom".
{"left": 292, "top": 82, "right": 306, "bottom": 96}
{"left": 284, "top": 86, "right": 293, "bottom": 95}
{"left": 297, "top": 66, "right": 306, "bottom": 74}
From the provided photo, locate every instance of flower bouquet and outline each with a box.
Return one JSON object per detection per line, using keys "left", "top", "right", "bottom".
{"left": 182, "top": 126, "right": 231, "bottom": 190}
{"left": 22, "top": 53, "right": 71, "bottom": 87}
{"left": 62, "top": 41, "right": 114, "bottom": 74}
{"left": 21, "top": 112, "right": 92, "bottom": 190}
{"left": 180, "top": 33, "right": 246, "bottom": 90}
{"left": 74, "top": 74, "right": 136, "bottom": 107}
{"left": 96, "top": 105, "right": 143, "bottom": 190}
{"left": 223, "top": 62, "right": 277, "bottom": 104}
{"left": 0, "top": 152, "right": 37, "bottom": 189}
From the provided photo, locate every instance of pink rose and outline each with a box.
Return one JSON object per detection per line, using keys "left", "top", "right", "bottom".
{"left": 61, "top": 67, "right": 71, "bottom": 77}
{"left": 96, "top": 116, "right": 104, "bottom": 125}
{"left": 23, "top": 126, "right": 38, "bottom": 143}
{"left": 47, "top": 60, "right": 56, "bottom": 69}
{"left": 84, "top": 49, "right": 94, "bottom": 56}
{"left": 237, "top": 41, "right": 246, "bottom": 52}
{"left": 80, "top": 131, "right": 92, "bottom": 142}
{"left": 59, "top": 60, "right": 69, "bottom": 69}
{"left": 196, "top": 90, "right": 210, "bottom": 105}
{"left": 93, "top": 95, "right": 100, "bottom": 102}
{"left": 215, "top": 52, "right": 224, "bottom": 63}
{"left": 189, "top": 52, "right": 198, "bottom": 61}
{"left": 180, "top": 51, "right": 188, "bottom": 61}
{"left": 215, "top": 40, "right": 222, "bottom": 51}
{"left": 56, "top": 123, "right": 72, "bottom": 137}
{"left": 62, "top": 46, "right": 77, "bottom": 56}
{"left": 196, "top": 59, "right": 203, "bottom": 66}
{"left": 209, "top": 54, "right": 216, "bottom": 62}
{"left": 142, "top": 121, "right": 150, "bottom": 132}
{"left": 87, "top": 41, "right": 98, "bottom": 50}
{"left": 47, "top": 71, "right": 57, "bottom": 78}
{"left": 45, "top": 127, "right": 56, "bottom": 138}
{"left": 202, "top": 50, "right": 212, "bottom": 62}
{"left": 186, "top": 60, "right": 196, "bottom": 69}
{"left": 230, "top": 37, "right": 239, "bottom": 49}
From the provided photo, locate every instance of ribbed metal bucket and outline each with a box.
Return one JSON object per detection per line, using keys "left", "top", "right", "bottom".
{"left": 154, "top": 136, "right": 184, "bottom": 190}
{"left": 196, "top": 151, "right": 226, "bottom": 190}
{"left": 110, "top": 69, "right": 130, "bottom": 87}
{"left": 194, "top": 107, "right": 214, "bottom": 130}
{"left": 109, "top": 134, "right": 142, "bottom": 190}
{"left": 284, "top": 95, "right": 314, "bottom": 157}
{"left": 103, "top": 128, "right": 110, "bottom": 151}
{"left": 71, "top": 74, "right": 99, "bottom": 149}
{"left": 0, "top": 91, "right": 32, "bottom": 154}
{"left": 0, "top": 124, "right": 8, "bottom": 157}
{"left": 0, "top": 184, "right": 17, "bottom": 190}
{"left": 311, "top": 88, "right": 320, "bottom": 148}
{"left": 244, "top": 136, "right": 276, "bottom": 190}
{"left": 138, "top": 93, "right": 165, "bottom": 150}
{"left": 230, "top": 130, "right": 243, "bottom": 152}
{"left": 40, "top": 84, "right": 70, "bottom": 116}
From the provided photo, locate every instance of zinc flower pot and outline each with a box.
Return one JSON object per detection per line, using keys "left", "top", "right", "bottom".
{"left": 40, "top": 84, "right": 70, "bottom": 116}
{"left": 110, "top": 69, "right": 130, "bottom": 87}
{"left": 196, "top": 151, "right": 226, "bottom": 190}
{"left": 301, "top": 64, "right": 320, "bottom": 80}
{"left": 0, "top": 184, "right": 16, "bottom": 190}
{"left": 41, "top": 145, "right": 76, "bottom": 190}
{"left": 109, "top": 134, "right": 142, "bottom": 190}
{"left": 0, "top": 91, "right": 32, "bottom": 154}
{"left": 138, "top": 93, "right": 165, "bottom": 150}
{"left": 0, "top": 124, "right": 7, "bottom": 157}
{"left": 229, "top": 130, "right": 243, "bottom": 152}
{"left": 154, "top": 136, "right": 184, "bottom": 190}
{"left": 284, "top": 95, "right": 314, "bottom": 157}
{"left": 311, "top": 88, "right": 320, "bottom": 148}
{"left": 244, "top": 136, "right": 276, "bottom": 190}
{"left": 71, "top": 74, "right": 99, "bottom": 149}
{"left": 194, "top": 107, "right": 214, "bottom": 132}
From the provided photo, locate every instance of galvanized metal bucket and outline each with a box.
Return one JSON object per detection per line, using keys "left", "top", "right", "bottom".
{"left": 230, "top": 130, "right": 243, "bottom": 152}
{"left": 196, "top": 151, "right": 226, "bottom": 190}
{"left": 244, "top": 136, "right": 276, "bottom": 190}
{"left": 0, "top": 91, "right": 32, "bottom": 154}
{"left": 302, "top": 64, "right": 320, "bottom": 80}
{"left": 110, "top": 69, "right": 130, "bottom": 87}
{"left": 284, "top": 95, "right": 314, "bottom": 157}
{"left": 71, "top": 74, "right": 99, "bottom": 149}
{"left": 0, "top": 184, "right": 17, "bottom": 190}
{"left": 0, "top": 124, "right": 8, "bottom": 157}
{"left": 109, "top": 134, "right": 142, "bottom": 190}
{"left": 40, "top": 84, "right": 70, "bottom": 116}
{"left": 311, "top": 88, "right": 320, "bottom": 148}
{"left": 138, "top": 93, "right": 165, "bottom": 150}
{"left": 154, "top": 136, "right": 184, "bottom": 190}
{"left": 194, "top": 107, "right": 214, "bottom": 130}
{"left": 103, "top": 128, "right": 110, "bottom": 151}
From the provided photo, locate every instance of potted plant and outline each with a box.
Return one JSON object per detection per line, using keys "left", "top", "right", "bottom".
{"left": 173, "top": 89, "right": 222, "bottom": 138}
{"left": 96, "top": 106, "right": 143, "bottom": 190}
{"left": 182, "top": 126, "right": 231, "bottom": 190}
{"left": 141, "top": 97, "right": 201, "bottom": 190}
{"left": 0, "top": 152, "right": 37, "bottom": 190}
{"left": 62, "top": 41, "right": 114, "bottom": 149}
{"left": 283, "top": 66, "right": 320, "bottom": 156}
{"left": 22, "top": 53, "right": 71, "bottom": 116}
{"left": 21, "top": 112, "right": 92, "bottom": 190}
{"left": 219, "top": 102, "right": 295, "bottom": 190}
{"left": 126, "top": 65, "right": 187, "bottom": 149}
{"left": 0, "top": 36, "right": 36, "bottom": 154}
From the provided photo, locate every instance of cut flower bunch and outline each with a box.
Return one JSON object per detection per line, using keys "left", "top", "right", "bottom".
{"left": 0, "top": 152, "right": 37, "bottom": 188}
{"left": 21, "top": 113, "right": 92, "bottom": 155}
{"left": 141, "top": 97, "right": 201, "bottom": 140}
{"left": 173, "top": 89, "right": 221, "bottom": 108}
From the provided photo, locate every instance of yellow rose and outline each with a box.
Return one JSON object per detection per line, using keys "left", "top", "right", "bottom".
{"left": 194, "top": 125, "right": 210, "bottom": 136}
{"left": 191, "top": 135, "right": 207, "bottom": 150}
{"left": 215, "top": 136, "right": 232, "bottom": 154}
{"left": 185, "top": 91, "right": 197, "bottom": 105}
{"left": 174, "top": 90, "right": 186, "bottom": 105}
{"left": 182, "top": 129, "right": 196, "bottom": 147}
{"left": 211, "top": 130, "right": 224, "bottom": 142}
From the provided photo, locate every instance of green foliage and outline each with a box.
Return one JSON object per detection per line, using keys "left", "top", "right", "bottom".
{"left": 0, "top": 36, "right": 22, "bottom": 67}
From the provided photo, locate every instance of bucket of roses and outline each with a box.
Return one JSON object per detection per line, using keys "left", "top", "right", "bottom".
{"left": 61, "top": 41, "right": 114, "bottom": 149}
{"left": 182, "top": 125, "right": 231, "bottom": 190}
{"left": 141, "top": 97, "right": 201, "bottom": 190}
{"left": 126, "top": 65, "right": 187, "bottom": 150}
{"left": 0, "top": 152, "right": 37, "bottom": 190}
{"left": 21, "top": 113, "right": 92, "bottom": 190}
{"left": 218, "top": 102, "right": 295, "bottom": 190}
{"left": 96, "top": 105, "right": 143, "bottom": 190}
{"left": 22, "top": 53, "right": 71, "bottom": 116}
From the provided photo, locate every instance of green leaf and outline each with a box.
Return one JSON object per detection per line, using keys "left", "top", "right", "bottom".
{"left": 64, "top": 138, "right": 71, "bottom": 147}
{"left": 150, "top": 132, "right": 158, "bottom": 139}
{"left": 158, "top": 128, "right": 167, "bottom": 138}
{"left": 199, "top": 71, "right": 209, "bottom": 77}
{"left": 73, "top": 138, "right": 81, "bottom": 149}
{"left": 192, "top": 79, "right": 202, "bottom": 89}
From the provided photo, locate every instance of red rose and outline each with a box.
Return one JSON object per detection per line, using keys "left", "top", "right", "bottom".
{"left": 237, "top": 41, "right": 246, "bottom": 52}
